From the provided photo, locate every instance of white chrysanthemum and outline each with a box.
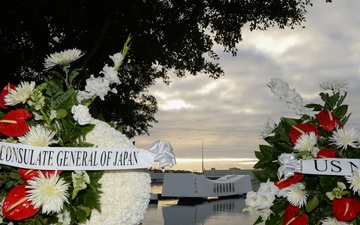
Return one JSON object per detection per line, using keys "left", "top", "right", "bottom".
{"left": 4, "top": 81, "right": 36, "bottom": 106}
{"left": 44, "top": 48, "right": 84, "bottom": 70}
{"left": 320, "top": 79, "right": 349, "bottom": 93}
{"left": 100, "top": 64, "right": 121, "bottom": 84}
{"left": 18, "top": 124, "right": 58, "bottom": 147}
{"left": 57, "top": 210, "right": 71, "bottom": 225}
{"left": 81, "top": 119, "right": 150, "bottom": 225}
{"left": 258, "top": 179, "right": 279, "bottom": 195}
{"left": 321, "top": 217, "right": 349, "bottom": 225}
{"left": 330, "top": 128, "right": 360, "bottom": 150}
{"left": 345, "top": 169, "right": 360, "bottom": 195}
{"left": 294, "top": 132, "right": 318, "bottom": 153}
{"left": 245, "top": 191, "right": 262, "bottom": 208}
{"left": 278, "top": 183, "right": 307, "bottom": 207}
{"left": 26, "top": 172, "right": 70, "bottom": 214}
{"left": 259, "top": 117, "right": 277, "bottom": 139}
{"left": 71, "top": 104, "right": 93, "bottom": 125}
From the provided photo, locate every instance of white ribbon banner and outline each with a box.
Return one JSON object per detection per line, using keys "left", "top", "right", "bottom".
{"left": 301, "top": 158, "right": 360, "bottom": 176}
{"left": 0, "top": 141, "right": 176, "bottom": 171}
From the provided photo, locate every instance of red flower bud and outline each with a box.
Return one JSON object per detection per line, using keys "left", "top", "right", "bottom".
{"left": 289, "top": 123, "right": 319, "bottom": 146}
{"left": 2, "top": 183, "right": 40, "bottom": 220}
{"left": 333, "top": 197, "right": 360, "bottom": 222}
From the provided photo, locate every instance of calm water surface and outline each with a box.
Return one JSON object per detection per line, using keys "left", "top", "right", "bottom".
{"left": 141, "top": 184, "right": 261, "bottom": 225}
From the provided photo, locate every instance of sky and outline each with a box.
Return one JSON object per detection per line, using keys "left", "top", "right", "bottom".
{"left": 134, "top": 0, "right": 360, "bottom": 172}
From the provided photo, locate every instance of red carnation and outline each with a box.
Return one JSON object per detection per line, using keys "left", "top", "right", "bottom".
{"left": 289, "top": 123, "right": 319, "bottom": 146}
{"left": 318, "top": 109, "right": 341, "bottom": 132}
{"left": 275, "top": 173, "right": 305, "bottom": 189}
{"left": 2, "top": 183, "right": 40, "bottom": 220}
{"left": 317, "top": 148, "right": 337, "bottom": 158}
{"left": 0, "top": 83, "right": 16, "bottom": 109}
{"left": 333, "top": 197, "right": 360, "bottom": 222}
{"left": 0, "top": 109, "right": 32, "bottom": 137}
{"left": 283, "top": 204, "right": 308, "bottom": 225}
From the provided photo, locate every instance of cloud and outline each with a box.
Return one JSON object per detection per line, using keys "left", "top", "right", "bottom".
{"left": 134, "top": 0, "right": 360, "bottom": 171}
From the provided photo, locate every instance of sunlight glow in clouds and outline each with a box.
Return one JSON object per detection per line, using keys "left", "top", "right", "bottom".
{"left": 135, "top": 1, "right": 360, "bottom": 171}
{"left": 247, "top": 34, "right": 299, "bottom": 55}
{"left": 160, "top": 99, "right": 194, "bottom": 110}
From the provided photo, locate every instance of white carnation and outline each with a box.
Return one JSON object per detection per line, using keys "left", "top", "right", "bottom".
{"left": 71, "top": 104, "right": 93, "bottom": 125}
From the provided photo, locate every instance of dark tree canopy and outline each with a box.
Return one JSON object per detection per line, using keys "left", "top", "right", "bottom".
{"left": 0, "top": 0, "right": 318, "bottom": 138}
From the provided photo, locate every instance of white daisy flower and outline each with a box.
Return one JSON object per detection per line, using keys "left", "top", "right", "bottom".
{"left": 26, "top": 172, "right": 70, "bottom": 214}
{"left": 44, "top": 48, "right": 84, "bottom": 70}
{"left": 18, "top": 124, "right": 58, "bottom": 147}
{"left": 330, "top": 128, "right": 360, "bottom": 150}
{"left": 321, "top": 217, "right": 349, "bottom": 225}
{"left": 294, "top": 132, "right": 318, "bottom": 152}
{"left": 278, "top": 183, "right": 307, "bottom": 207}
{"left": 320, "top": 79, "right": 348, "bottom": 93}
{"left": 345, "top": 169, "right": 360, "bottom": 195}
{"left": 259, "top": 117, "right": 277, "bottom": 139}
{"left": 4, "top": 81, "right": 36, "bottom": 106}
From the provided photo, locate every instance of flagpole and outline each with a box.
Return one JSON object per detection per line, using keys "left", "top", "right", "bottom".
{"left": 202, "top": 139, "right": 204, "bottom": 174}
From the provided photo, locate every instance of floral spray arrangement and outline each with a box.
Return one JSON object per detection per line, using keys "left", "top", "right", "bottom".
{"left": 0, "top": 36, "right": 175, "bottom": 225}
{"left": 243, "top": 78, "right": 360, "bottom": 225}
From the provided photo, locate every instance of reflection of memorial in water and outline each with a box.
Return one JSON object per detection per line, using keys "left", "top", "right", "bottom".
{"left": 162, "top": 198, "right": 246, "bottom": 225}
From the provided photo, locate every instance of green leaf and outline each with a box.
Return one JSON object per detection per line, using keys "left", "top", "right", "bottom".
{"left": 76, "top": 209, "right": 88, "bottom": 222}
{"left": 259, "top": 145, "right": 275, "bottom": 160}
{"left": 333, "top": 104, "right": 348, "bottom": 119}
{"left": 306, "top": 195, "right": 319, "bottom": 212}
{"left": 57, "top": 109, "right": 68, "bottom": 119}
{"left": 319, "top": 175, "right": 340, "bottom": 192}
{"left": 69, "top": 68, "right": 81, "bottom": 85}
{"left": 281, "top": 117, "right": 300, "bottom": 127}
{"left": 305, "top": 103, "right": 323, "bottom": 112}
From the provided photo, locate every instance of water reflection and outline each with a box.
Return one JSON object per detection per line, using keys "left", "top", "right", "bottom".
{"left": 142, "top": 197, "right": 260, "bottom": 225}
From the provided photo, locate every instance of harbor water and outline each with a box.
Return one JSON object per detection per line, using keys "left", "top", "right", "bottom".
{"left": 141, "top": 183, "right": 261, "bottom": 225}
